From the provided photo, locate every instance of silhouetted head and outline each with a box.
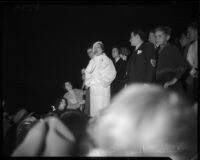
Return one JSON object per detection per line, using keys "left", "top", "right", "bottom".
{"left": 87, "top": 84, "right": 197, "bottom": 159}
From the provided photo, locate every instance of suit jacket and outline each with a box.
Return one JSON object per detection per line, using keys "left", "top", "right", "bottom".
{"left": 156, "top": 43, "right": 189, "bottom": 85}
{"left": 126, "top": 42, "right": 156, "bottom": 84}
{"left": 111, "top": 58, "right": 126, "bottom": 96}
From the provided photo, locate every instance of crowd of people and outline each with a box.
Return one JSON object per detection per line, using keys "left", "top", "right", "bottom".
{"left": 3, "top": 22, "right": 198, "bottom": 159}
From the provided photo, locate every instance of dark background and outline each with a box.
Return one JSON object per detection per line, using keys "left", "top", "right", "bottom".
{"left": 2, "top": 1, "right": 198, "bottom": 114}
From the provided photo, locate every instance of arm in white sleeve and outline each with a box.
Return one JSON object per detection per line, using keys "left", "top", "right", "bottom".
{"left": 85, "top": 59, "right": 96, "bottom": 87}
{"left": 99, "top": 57, "right": 116, "bottom": 87}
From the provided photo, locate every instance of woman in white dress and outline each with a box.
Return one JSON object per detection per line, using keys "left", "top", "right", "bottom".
{"left": 84, "top": 41, "right": 116, "bottom": 117}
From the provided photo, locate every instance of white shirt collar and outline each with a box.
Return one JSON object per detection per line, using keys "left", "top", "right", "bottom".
{"left": 135, "top": 42, "right": 143, "bottom": 50}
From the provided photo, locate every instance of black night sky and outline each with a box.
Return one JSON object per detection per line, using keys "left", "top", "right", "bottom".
{"left": 2, "top": 1, "right": 198, "bottom": 114}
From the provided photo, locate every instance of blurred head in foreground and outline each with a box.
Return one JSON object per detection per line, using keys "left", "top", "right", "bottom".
{"left": 87, "top": 84, "right": 197, "bottom": 159}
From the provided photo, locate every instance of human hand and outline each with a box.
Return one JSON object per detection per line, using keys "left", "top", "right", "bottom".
{"left": 190, "top": 68, "right": 198, "bottom": 78}
{"left": 163, "top": 78, "right": 178, "bottom": 89}
{"left": 81, "top": 68, "right": 85, "bottom": 74}
{"left": 85, "top": 85, "right": 89, "bottom": 89}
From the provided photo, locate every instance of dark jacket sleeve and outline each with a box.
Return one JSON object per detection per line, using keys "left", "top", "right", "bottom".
{"left": 123, "top": 54, "right": 133, "bottom": 84}
{"left": 118, "top": 60, "right": 127, "bottom": 84}
{"left": 173, "top": 46, "right": 190, "bottom": 80}
{"left": 144, "top": 43, "right": 156, "bottom": 83}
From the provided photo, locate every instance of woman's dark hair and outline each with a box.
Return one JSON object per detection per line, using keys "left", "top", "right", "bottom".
{"left": 55, "top": 97, "right": 67, "bottom": 109}
{"left": 131, "top": 28, "right": 147, "bottom": 42}
{"left": 30, "top": 113, "right": 40, "bottom": 119}
{"left": 155, "top": 26, "right": 172, "bottom": 36}
{"left": 63, "top": 81, "right": 72, "bottom": 90}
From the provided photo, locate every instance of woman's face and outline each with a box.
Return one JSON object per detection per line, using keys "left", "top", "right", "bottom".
{"left": 94, "top": 44, "right": 103, "bottom": 55}
{"left": 58, "top": 99, "right": 66, "bottom": 110}
{"left": 179, "top": 34, "right": 190, "bottom": 47}
{"left": 155, "top": 30, "right": 169, "bottom": 46}
{"left": 65, "top": 82, "right": 72, "bottom": 90}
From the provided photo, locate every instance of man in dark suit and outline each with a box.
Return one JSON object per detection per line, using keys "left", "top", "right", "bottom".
{"left": 111, "top": 47, "right": 126, "bottom": 98}
{"left": 125, "top": 29, "right": 156, "bottom": 85}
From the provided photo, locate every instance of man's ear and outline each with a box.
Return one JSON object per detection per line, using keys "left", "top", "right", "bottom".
{"left": 166, "top": 35, "right": 170, "bottom": 41}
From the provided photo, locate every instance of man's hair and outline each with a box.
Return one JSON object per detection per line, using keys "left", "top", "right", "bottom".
{"left": 112, "top": 46, "right": 120, "bottom": 52}
{"left": 155, "top": 26, "right": 172, "bottom": 36}
{"left": 188, "top": 22, "right": 197, "bottom": 30}
{"left": 131, "top": 28, "right": 147, "bottom": 41}
{"left": 149, "top": 29, "right": 155, "bottom": 34}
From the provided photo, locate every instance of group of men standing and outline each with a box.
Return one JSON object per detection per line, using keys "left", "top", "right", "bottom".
{"left": 82, "top": 24, "right": 197, "bottom": 118}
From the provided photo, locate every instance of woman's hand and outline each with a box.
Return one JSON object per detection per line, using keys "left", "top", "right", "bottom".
{"left": 163, "top": 78, "right": 178, "bottom": 89}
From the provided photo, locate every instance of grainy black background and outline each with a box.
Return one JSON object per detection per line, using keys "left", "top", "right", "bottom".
{"left": 2, "top": 1, "right": 198, "bottom": 114}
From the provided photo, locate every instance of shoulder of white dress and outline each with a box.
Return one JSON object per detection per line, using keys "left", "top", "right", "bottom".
{"left": 63, "top": 92, "right": 69, "bottom": 98}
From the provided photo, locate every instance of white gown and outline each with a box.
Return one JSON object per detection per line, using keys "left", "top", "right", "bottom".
{"left": 85, "top": 53, "right": 116, "bottom": 117}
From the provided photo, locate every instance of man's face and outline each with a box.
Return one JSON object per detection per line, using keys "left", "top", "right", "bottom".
{"left": 112, "top": 48, "right": 119, "bottom": 59}
{"left": 148, "top": 32, "right": 156, "bottom": 44}
{"left": 179, "top": 34, "right": 190, "bottom": 47}
{"left": 155, "top": 30, "right": 169, "bottom": 46}
{"left": 187, "top": 27, "right": 197, "bottom": 42}
{"left": 129, "top": 32, "right": 139, "bottom": 47}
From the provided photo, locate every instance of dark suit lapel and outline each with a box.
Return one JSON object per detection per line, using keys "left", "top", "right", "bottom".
{"left": 135, "top": 42, "right": 145, "bottom": 53}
